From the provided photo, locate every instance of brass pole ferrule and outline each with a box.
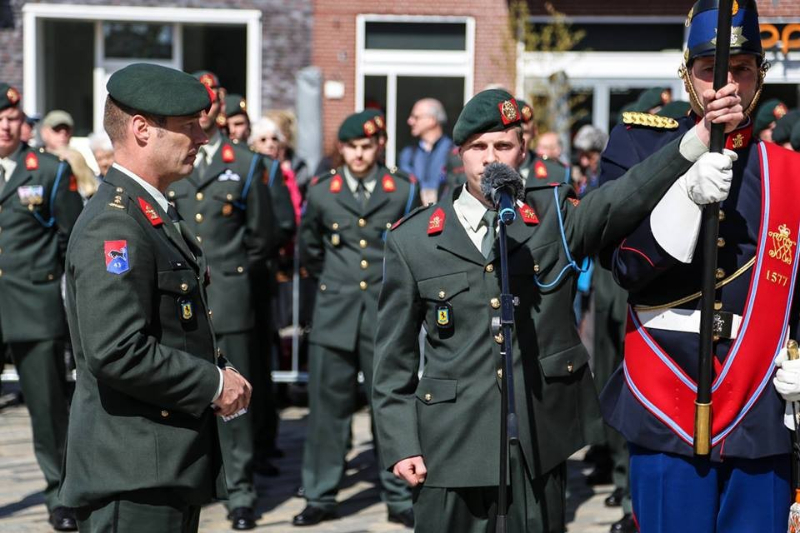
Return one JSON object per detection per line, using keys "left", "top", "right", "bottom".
{"left": 694, "top": 402, "right": 712, "bottom": 456}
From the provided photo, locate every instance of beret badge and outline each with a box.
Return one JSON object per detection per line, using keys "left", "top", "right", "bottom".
{"left": 499, "top": 100, "right": 520, "bottom": 125}
{"left": 6, "top": 87, "right": 19, "bottom": 105}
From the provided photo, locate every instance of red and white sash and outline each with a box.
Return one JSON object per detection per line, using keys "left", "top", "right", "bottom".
{"left": 623, "top": 142, "right": 800, "bottom": 448}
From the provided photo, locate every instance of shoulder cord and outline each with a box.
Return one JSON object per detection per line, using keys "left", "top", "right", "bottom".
{"left": 32, "top": 161, "right": 66, "bottom": 228}
{"left": 233, "top": 154, "right": 263, "bottom": 211}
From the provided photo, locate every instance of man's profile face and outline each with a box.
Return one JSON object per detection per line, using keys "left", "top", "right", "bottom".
{"left": 689, "top": 54, "right": 758, "bottom": 118}
{"left": 0, "top": 106, "right": 23, "bottom": 157}
{"left": 151, "top": 114, "right": 208, "bottom": 181}
{"left": 459, "top": 129, "right": 525, "bottom": 207}
{"left": 227, "top": 115, "right": 250, "bottom": 143}
{"left": 407, "top": 102, "right": 437, "bottom": 138}
{"left": 339, "top": 137, "right": 379, "bottom": 177}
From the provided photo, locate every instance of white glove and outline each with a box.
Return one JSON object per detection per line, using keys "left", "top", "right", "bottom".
{"left": 684, "top": 149, "right": 737, "bottom": 205}
{"left": 773, "top": 347, "right": 800, "bottom": 429}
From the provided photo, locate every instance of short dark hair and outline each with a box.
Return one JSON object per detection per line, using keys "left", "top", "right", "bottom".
{"left": 103, "top": 96, "right": 167, "bottom": 144}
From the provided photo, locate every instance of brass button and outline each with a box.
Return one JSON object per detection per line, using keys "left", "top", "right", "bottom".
{"left": 116, "top": 187, "right": 124, "bottom": 193}
{"left": 226, "top": 194, "right": 233, "bottom": 201}
{"left": 716, "top": 268, "right": 725, "bottom": 280}
{"left": 438, "top": 290, "right": 446, "bottom": 300}
{"left": 359, "top": 239, "right": 367, "bottom": 249}
{"left": 160, "top": 410, "right": 169, "bottom": 418}
{"left": 180, "top": 283, "right": 189, "bottom": 292}
{"left": 332, "top": 222, "right": 339, "bottom": 230}
{"left": 567, "top": 361, "right": 574, "bottom": 373}
{"left": 28, "top": 204, "right": 34, "bottom": 211}
{"left": 358, "top": 218, "right": 367, "bottom": 227}
{"left": 208, "top": 310, "right": 213, "bottom": 317}
{"left": 195, "top": 213, "right": 203, "bottom": 223}
{"left": 534, "top": 263, "right": 541, "bottom": 274}
{"left": 168, "top": 190, "right": 175, "bottom": 198}
{"left": 359, "top": 281, "right": 368, "bottom": 290}
{"left": 320, "top": 284, "right": 327, "bottom": 291}
{"left": 494, "top": 333, "right": 504, "bottom": 344}
{"left": 719, "top": 209, "right": 726, "bottom": 222}
{"left": 0, "top": 227, "right": 3, "bottom": 234}
{"left": 196, "top": 192, "right": 204, "bottom": 201}
{"left": 360, "top": 260, "right": 368, "bottom": 269}
{"left": 0, "top": 247, "right": 3, "bottom": 254}
{"left": 47, "top": 273, "right": 54, "bottom": 281}
{"left": 485, "top": 264, "right": 494, "bottom": 273}
{"left": 713, "top": 335, "right": 721, "bottom": 342}
{"left": 196, "top": 235, "right": 202, "bottom": 243}
{"left": 0, "top": 269, "right": 3, "bottom": 277}
{"left": 236, "top": 266, "right": 244, "bottom": 273}
{"left": 424, "top": 393, "right": 432, "bottom": 402}
{"left": 717, "top": 237, "right": 725, "bottom": 248}
{"left": 714, "top": 301, "right": 723, "bottom": 311}
{"left": 497, "top": 368, "right": 503, "bottom": 379}
{"left": 491, "top": 298, "right": 500, "bottom": 309}
{"left": 386, "top": 223, "right": 392, "bottom": 229}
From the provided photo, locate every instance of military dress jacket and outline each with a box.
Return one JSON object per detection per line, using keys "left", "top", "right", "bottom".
{"left": 599, "top": 114, "right": 797, "bottom": 460}
{"left": 60, "top": 168, "right": 226, "bottom": 508}
{"left": 300, "top": 166, "right": 421, "bottom": 352}
{"left": 373, "top": 136, "right": 697, "bottom": 488}
{"left": 0, "top": 144, "right": 82, "bottom": 342}
{"left": 168, "top": 142, "right": 275, "bottom": 334}
{"left": 519, "top": 150, "right": 569, "bottom": 187}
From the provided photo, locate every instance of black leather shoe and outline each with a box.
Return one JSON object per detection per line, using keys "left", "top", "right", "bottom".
{"left": 388, "top": 508, "right": 415, "bottom": 528}
{"left": 292, "top": 505, "right": 336, "bottom": 527}
{"left": 228, "top": 507, "right": 256, "bottom": 530}
{"left": 49, "top": 507, "right": 77, "bottom": 531}
{"left": 604, "top": 487, "right": 624, "bottom": 507}
{"left": 585, "top": 465, "right": 613, "bottom": 485}
{"left": 610, "top": 513, "right": 636, "bottom": 533}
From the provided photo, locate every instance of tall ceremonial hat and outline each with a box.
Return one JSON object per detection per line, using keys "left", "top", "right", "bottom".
{"left": 0, "top": 82, "right": 21, "bottom": 111}
{"left": 684, "top": 0, "right": 762, "bottom": 64}
{"left": 107, "top": 63, "right": 211, "bottom": 116}
{"left": 453, "top": 89, "right": 523, "bottom": 146}
{"left": 754, "top": 98, "right": 788, "bottom": 135}
{"left": 338, "top": 110, "right": 381, "bottom": 142}
{"left": 224, "top": 94, "right": 248, "bottom": 119}
{"left": 772, "top": 110, "right": 800, "bottom": 145}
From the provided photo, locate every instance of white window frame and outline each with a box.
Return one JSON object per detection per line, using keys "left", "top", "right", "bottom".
{"left": 355, "top": 14, "right": 475, "bottom": 167}
{"left": 22, "top": 4, "right": 262, "bottom": 131}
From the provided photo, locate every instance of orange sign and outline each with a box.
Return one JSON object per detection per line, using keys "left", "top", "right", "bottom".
{"left": 761, "top": 23, "right": 800, "bottom": 55}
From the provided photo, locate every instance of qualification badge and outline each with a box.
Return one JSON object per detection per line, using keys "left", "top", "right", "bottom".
{"left": 436, "top": 302, "right": 453, "bottom": 330}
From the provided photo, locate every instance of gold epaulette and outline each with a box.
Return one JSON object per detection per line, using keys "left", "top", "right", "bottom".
{"left": 622, "top": 112, "right": 679, "bottom": 130}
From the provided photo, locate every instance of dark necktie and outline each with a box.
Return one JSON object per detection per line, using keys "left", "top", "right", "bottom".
{"left": 355, "top": 181, "right": 368, "bottom": 208}
{"left": 167, "top": 204, "right": 183, "bottom": 235}
{"left": 196, "top": 147, "right": 208, "bottom": 178}
{"left": 0, "top": 164, "right": 5, "bottom": 195}
{"left": 481, "top": 210, "right": 497, "bottom": 258}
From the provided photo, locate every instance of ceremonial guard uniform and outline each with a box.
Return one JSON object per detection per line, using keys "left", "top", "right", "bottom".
{"left": 61, "top": 64, "right": 250, "bottom": 532}
{"left": 167, "top": 70, "right": 274, "bottom": 531}
{"left": 0, "top": 83, "right": 82, "bottom": 531}
{"left": 600, "top": 2, "right": 798, "bottom": 531}
{"left": 373, "top": 89, "right": 728, "bottom": 532}
{"left": 295, "top": 111, "right": 419, "bottom": 527}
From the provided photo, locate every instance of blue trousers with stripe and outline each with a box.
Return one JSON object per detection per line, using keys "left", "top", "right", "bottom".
{"left": 629, "top": 444, "right": 791, "bottom": 533}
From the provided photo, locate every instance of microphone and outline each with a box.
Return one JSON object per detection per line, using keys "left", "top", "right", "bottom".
{"left": 480, "top": 162, "right": 524, "bottom": 224}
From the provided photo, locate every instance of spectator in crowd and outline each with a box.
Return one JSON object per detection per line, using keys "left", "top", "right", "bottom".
{"left": 87, "top": 131, "right": 114, "bottom": 178}
{"left": 572, "top": 124, "right": 608, "bottom": 196}
{"left": 225, "top": 94, "right": 251, "bottom": 144}
{"left": 399, "top": 97, "right": 453, "bottom": 205}
{"left": 535, "top": 131, "right": 564, "bottom": 161}
{"left": 40, "top": 110, "right": 98, "bottom": 200}
{"left": 250, "top": 117, "right": 301, "bottom": 223}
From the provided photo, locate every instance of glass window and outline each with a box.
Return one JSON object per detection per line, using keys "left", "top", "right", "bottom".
{"left": 528, "top": 23, "right": 683, "bottom": 52}
{"left": 104, "top": 22, "right": 173, "bottom": 59}
{"left": 183, "top": 25, "right": 247, "bottom": 96}
{"left": 395, "top": 76, "right": 464, "bottom": 156}
{"left": 365, "top": 22, "right": 467, "bottom": 51}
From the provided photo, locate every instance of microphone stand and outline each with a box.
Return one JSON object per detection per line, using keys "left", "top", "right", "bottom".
{"left": 493, "top": 210, "right": 519, "bottom": 533}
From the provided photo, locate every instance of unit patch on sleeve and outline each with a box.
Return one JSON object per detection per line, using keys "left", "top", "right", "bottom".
{"left": 104, "top": 240, "right": 130, "bottom": 275}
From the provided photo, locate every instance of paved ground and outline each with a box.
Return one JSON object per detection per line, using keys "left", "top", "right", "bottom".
{"left": 0, "top": 401, "right": 623, "bottom": 532}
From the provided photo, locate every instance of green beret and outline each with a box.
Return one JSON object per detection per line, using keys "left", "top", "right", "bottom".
{"left": 453, "top": 89, "right": 523, "bottom": 146}
{"left": 224, "top": 94, "right": 248, "bottom": 119}
{"left": 754, "top": 98, "right": 788, "bottom": 134}
{"left": 791, "top": 121, "right": 800, "bottom": 151}
{"left": 338, "top": 111, "right": 380, "bottom": 142}
{"left": 772, "top": 109, "right": 800, "bottom": 145}
{"left": 0, "top": 83, "right": 21, "bottom": 111}
{"left": 516, "top": 99, "right": 534, "bottom": 124}
{"left": 192, "top": 71, "right": 220, "bottom": 89}
{"left": 107, "top": 63, "right": 211, "bottom": 116}
{"left": 636, "top": 87, "right": 671, "bottom": 112}
{"left": 362, "top": 108, "right": 386, "bottom": 131}
{"left": 656, "top": 100, "right": 691, "bottom": 120}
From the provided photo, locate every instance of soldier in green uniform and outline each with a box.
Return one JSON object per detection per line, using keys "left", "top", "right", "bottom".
{"left": 372, "top": 88, "right": 741, "bottom": 532}
{"left": 166, "top": 70, "right": 275, "bottom": 531}
{"left": 225, "top": 94, "right": 251, "bottom": 144}
{"left": 60, "top": 63, "right": 252, "bottom": 533}
{"left": 0, "top": 83, "right": 82, "bottom": 531}
{"left": 294, "top": 111, "right": 420, "bottom": 527}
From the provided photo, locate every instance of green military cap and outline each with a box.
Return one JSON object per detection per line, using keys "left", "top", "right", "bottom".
{"left": 338, "top": 111, "right": 381, "bottom": 142}
{"left": 791, "top": 121, "right": 800, "bottom": 151}
{"left": 0, "top": 83, "right": 21, "bottom": 111}
{"left": 635, "top": 87, "right": 671, "bottom": 113}
{"left": 453, "top": 89, "right": 522, "bottom": 146}
{"left": 516, "top": 99, "right": 534, "bottom": 123}
{"left": 362, "top": 108, "right": 386, "bottom": 132}
{"left": 754, "top": 98, "right": 788, "bottom": 135}
{"left": 656, "top": 100, "right": 691, "bottom": 120}
{"left": 224, "top": 94, "right": 248, "bottom": 119}
{"left": 107, "top": 63, "right": 211, "bottom": 116}
{"left": 772, "top": 109, "right": 800, "bottom": 145}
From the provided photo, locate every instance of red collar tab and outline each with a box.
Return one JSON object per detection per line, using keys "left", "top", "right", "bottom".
{"left": 518, "top": 202, "right": 539, "bottom": 225}
{"left": 137, "top": 197, "right": 164, "bottom": 227}
{"left": 382, "top": 174, "right": 396, "bottom": 192}
{"left": 568, "top": 197, "right": 581, "bottom": 207}
{"left": 221, "top": 144, "right": 235, "bottom": 163}
{"left": 534, "top": 160, "right": 548, "bottom": 179}
{"left": 725, "top": 122, "right": 754, "bottom": 151}
{"left": 25, "top": 152, "right": 38, "bottom": 171}
{"left": 428, "top": 207, "right": 445, "bottom": 235}
{"left": 329, "top": 175, "right": 343, "bottom": 193}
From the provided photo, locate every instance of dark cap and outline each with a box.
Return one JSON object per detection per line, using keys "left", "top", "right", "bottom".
{"left": 107, "top": 63, "right": 211, "bottom": 117}
{"left": 362, "top": 108, "right": 386, "bottom": 132}
{"left": 656, "top": 100, "right": 691, "bottom": 120}
{"left": 772, "top": 109, "right": 800, "bottom": 145}
{"left": 453, "top": 89, "right": 523, "bottom": 146}
{"left": 754, "top": 98, "right": 788, "bottom": 134}
{"left": 685, "top": 0, "right": 762, "bottom": 64}
{"left": 338, "top": 111, "right": 381, "bottom": 142}
{"left": 0, "top": 83, "right": 21, "bottom": 111}
{"left": 516, "top": 99, "right": 534, "bottom": 124}
{"left": 224, "top": 94, "right": 248, "bottom": 119}
{"left": 636, "top": 87, "right": 672, "bottom": 112}
{"left": 192, "top": 71, "right": 220, "bottom": 104}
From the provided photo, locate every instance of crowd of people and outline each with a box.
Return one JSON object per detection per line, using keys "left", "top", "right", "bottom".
{"left": 2, "top": 1, "right": 800, "bottom": 532}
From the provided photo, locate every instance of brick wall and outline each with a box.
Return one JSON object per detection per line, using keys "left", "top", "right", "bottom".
{"left": 313, "top": 0, "right": 515, "bottom": 152}
{"left": 0, "top": 0, "right": 312, "bottom": 111}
